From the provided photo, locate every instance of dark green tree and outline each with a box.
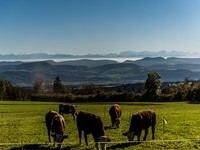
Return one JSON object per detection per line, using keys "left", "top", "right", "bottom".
{"left": 143, "top": 72, "right": 161, "bottom": 101}
{"left": 0, "top": 80, "right": 7, "bottom": 100}
{"left": 53, "top": 76, "right": 64, "bottom": 93}
{"left": 0, "top": 80, "right": 27, "bottom": 100}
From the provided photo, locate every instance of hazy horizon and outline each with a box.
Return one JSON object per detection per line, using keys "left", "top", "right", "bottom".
{"left": 1, "top": 0, "right": 200, "bottom": 56}
{"left": 0, "top": 50, "right": 198, "bottom": 57}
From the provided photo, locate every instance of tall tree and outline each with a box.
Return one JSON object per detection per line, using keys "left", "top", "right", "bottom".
{"left": 143, "top": 72, "right": 161, "bottom": 101}
{"left": 53, "top": 76, "right": 64, "bottom": 93}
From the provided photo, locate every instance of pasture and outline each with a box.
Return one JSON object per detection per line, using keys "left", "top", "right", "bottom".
{"left": 0, "top": 101, "right": 200, "bottom": 149}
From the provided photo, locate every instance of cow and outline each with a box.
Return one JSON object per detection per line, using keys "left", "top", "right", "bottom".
{"left": 59, "top": 104, "right": 77, "bottom": 120}
{"left": 109, "top": 104, "right": 122, "bottom": 128}
{"left": 122, "top": 109, "right": 156, "bottom": 142}
{"left": 45, "top": 110, "right": 67, "bottom": 148}
{"left": 76, "top": 111, "right": 111, "bottom": 150}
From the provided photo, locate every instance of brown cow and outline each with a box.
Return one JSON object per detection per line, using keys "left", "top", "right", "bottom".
{"left": 45, "top": 110, "right": 67, "bottom": 148}
{"left": 76, "top": 111, "right": 111, "bottom": 150}
{"left": 122, "top": 109, "right": 156, "bottom": 142}
{"left": 109, "top": 104, "right": 122, "bottom": 128}
{"left": 59, "top": 104, "right": 77, "bottom": 120}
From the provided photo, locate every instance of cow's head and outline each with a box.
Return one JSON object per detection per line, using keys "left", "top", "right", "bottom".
{"left": 52, "top": 134, "right": 69, "bottom": 148}
{"left": 96, "top": 136, "right": 111, "bottom": 150}
{"left": 122, "top": 131, "right": 134, "bottom": 141}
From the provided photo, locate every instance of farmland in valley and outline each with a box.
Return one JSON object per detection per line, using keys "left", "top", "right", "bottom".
{"left": 0, "top": 101, "right": 200, "bottom": 149}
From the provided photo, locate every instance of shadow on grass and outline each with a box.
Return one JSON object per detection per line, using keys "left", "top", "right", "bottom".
{"left": 10, "top": 144, "right": 80, "bottom": 150}
{"left": 10, "top": 142, "right": 139, "bottom": 150}
{"left": 104, "top": 125, "right": 118, "bottom": 130}
{"left": 117, "top": 102, "right": 163, "bottom": 106}
{"left": 107, "top": 142, "right": 139, "bottom": 150}
{"left": 10, "top": 144, "right": 50, "bottom": 150}
{"left": 187, "top": 101, "right": 200, "bottom": 104}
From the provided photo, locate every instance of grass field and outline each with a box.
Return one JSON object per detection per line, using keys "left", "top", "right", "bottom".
{"left": 1, "top": 101, "right": 200, "bottom": 150}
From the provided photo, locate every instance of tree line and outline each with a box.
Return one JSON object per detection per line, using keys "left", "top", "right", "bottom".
{"left": 1, "top": 72, "right": 200, "bottom": 102}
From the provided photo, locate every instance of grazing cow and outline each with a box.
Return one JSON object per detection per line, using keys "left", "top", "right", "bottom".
{"left": 77, "top": 111, "right": 111, "bottom": 150}
{"left": 59, "top": 104, "right": 77, "bottom": 120}
{"left": 109, "top": 104, "right": 122, "bottom": 128}
{"left": 122, "top": 109, "right": 156, "bottom": 142}
{"left": 45, "top": 110, "right": 67, "bottom": 148}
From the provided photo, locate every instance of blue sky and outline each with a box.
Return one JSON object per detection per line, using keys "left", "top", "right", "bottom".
{"left": 0, "top": 0, "right": 200, "bottom": 55}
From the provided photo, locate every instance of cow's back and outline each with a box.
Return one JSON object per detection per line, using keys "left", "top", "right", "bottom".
{"left": 77, "top": 111, "right": 104, "bottom": 135}
{"left": 140, "top": 110, "right": 156, "bottom": 129}
{"left": 59, "top": 104, "right": 77, "bottom": 117}
{"left": 59, "top": 104, "right": 70, "bottom": 114}
{"left": 130, "top": 109, "right": 156, "bottom": 131}
{"left": 109, "top": 104, "right": 121, "bottom": 117}
{"left": 45, "top": 111, "right": 58, "bottom": 128}
{"left": 52, "top": 114, "right": 65, "bottom": 134}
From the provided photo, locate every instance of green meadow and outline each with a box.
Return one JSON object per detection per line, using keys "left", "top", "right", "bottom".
{"left": 1, "top": 101, "right": 200, "bottom": 149}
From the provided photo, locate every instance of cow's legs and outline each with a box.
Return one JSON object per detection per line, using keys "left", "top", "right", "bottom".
{"left": 143, "top": 129, "right": 148, "bottom": 141}
{"left": 78, "top": 130, "right": 82, "bottom": 145}
{"left": 152, "top": 125, "right": 155, "bottom": 140}
{"left": 84, "top": 132, "right": 88, "bottom": 145}
{"left": 57, "top": 143, "right": 61, "bottom": 149}
{"left": 47, "top": 129, "right": 51, "bottom": 142}
{"left": 111, "top": 117, "right": 114, "bottom": 127}
{"left": 72, "top": 114, "right": 75, "bottom": 121}
{"left": 93, "top": 136, "right": 100, "bottom": 150}
{"left": 137, "top": 131, "right": 142, "bottom": 142}
{"left": 95, "top": 142, "right": 100, "bottom": 150}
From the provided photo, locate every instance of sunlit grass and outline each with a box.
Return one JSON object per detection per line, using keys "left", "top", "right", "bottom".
{"left": 0, "top": 101, "right": 200, "bottom": 149}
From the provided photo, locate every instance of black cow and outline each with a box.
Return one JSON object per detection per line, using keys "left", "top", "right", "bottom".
{"left": 122, "top": 109, "right": 156, "bottom": 142}
{"left": 59, "top": 104, "right": 77, "bottom": 120}
{"left": 77, "top": 111, "right": 111, "bottom": 150}
{"left": 45, "top": 110, "right": 67, "bottom": 148}
{"left": 109, "top": 104, "right": 122, "bottom": 128}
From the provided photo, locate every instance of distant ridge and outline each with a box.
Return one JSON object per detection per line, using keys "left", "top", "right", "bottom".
{"left": 0, "top": 50, "right": 196, "bottom": 60}
{"left": 48, "top": 59, "right": 118, "bottom": 67}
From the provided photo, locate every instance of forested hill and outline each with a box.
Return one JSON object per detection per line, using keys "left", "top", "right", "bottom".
{"left": 1, "top": 57, "right": 200, "bottom": 86}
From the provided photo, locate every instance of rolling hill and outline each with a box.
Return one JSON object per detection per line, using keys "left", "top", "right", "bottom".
{"left": 0, "top": 57, "right": 200, "bottom": 86}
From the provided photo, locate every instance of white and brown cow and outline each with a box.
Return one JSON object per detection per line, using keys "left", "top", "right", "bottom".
{"left": 109, "top": 104, "right": 122, "bottom": 128}
{"left": 59, "top": 104, "right": 77, "bottom": 120}
{"left": 77, "top": 111, "right": 111, "bottom": 150}
{"left": 122, "top": 109, "right": 156, "bottom": 142}
{"left": 45, "top": 110, "right": 67, "bottom": 148}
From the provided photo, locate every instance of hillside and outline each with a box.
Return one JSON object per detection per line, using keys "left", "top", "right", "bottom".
{"left": 0, "top": 57, "right": 200, "bottom": 86}
{"left": 48, "top": 59, "right": 118, "bottom": 67}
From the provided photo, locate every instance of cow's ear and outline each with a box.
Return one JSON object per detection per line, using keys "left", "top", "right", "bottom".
{"left": 122, "top": 132, "right": 128, "bottom": 136}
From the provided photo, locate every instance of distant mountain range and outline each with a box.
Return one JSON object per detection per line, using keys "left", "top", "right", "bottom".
{"left": 1, "top": 57, "right": 200, "bottom": 87}
{"left": 0, "top": 50, "right": 197, "bottom": 60}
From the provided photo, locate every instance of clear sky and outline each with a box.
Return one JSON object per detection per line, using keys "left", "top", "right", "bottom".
{"left": 0, "top": 0, "right": 200, "bottom": 55}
